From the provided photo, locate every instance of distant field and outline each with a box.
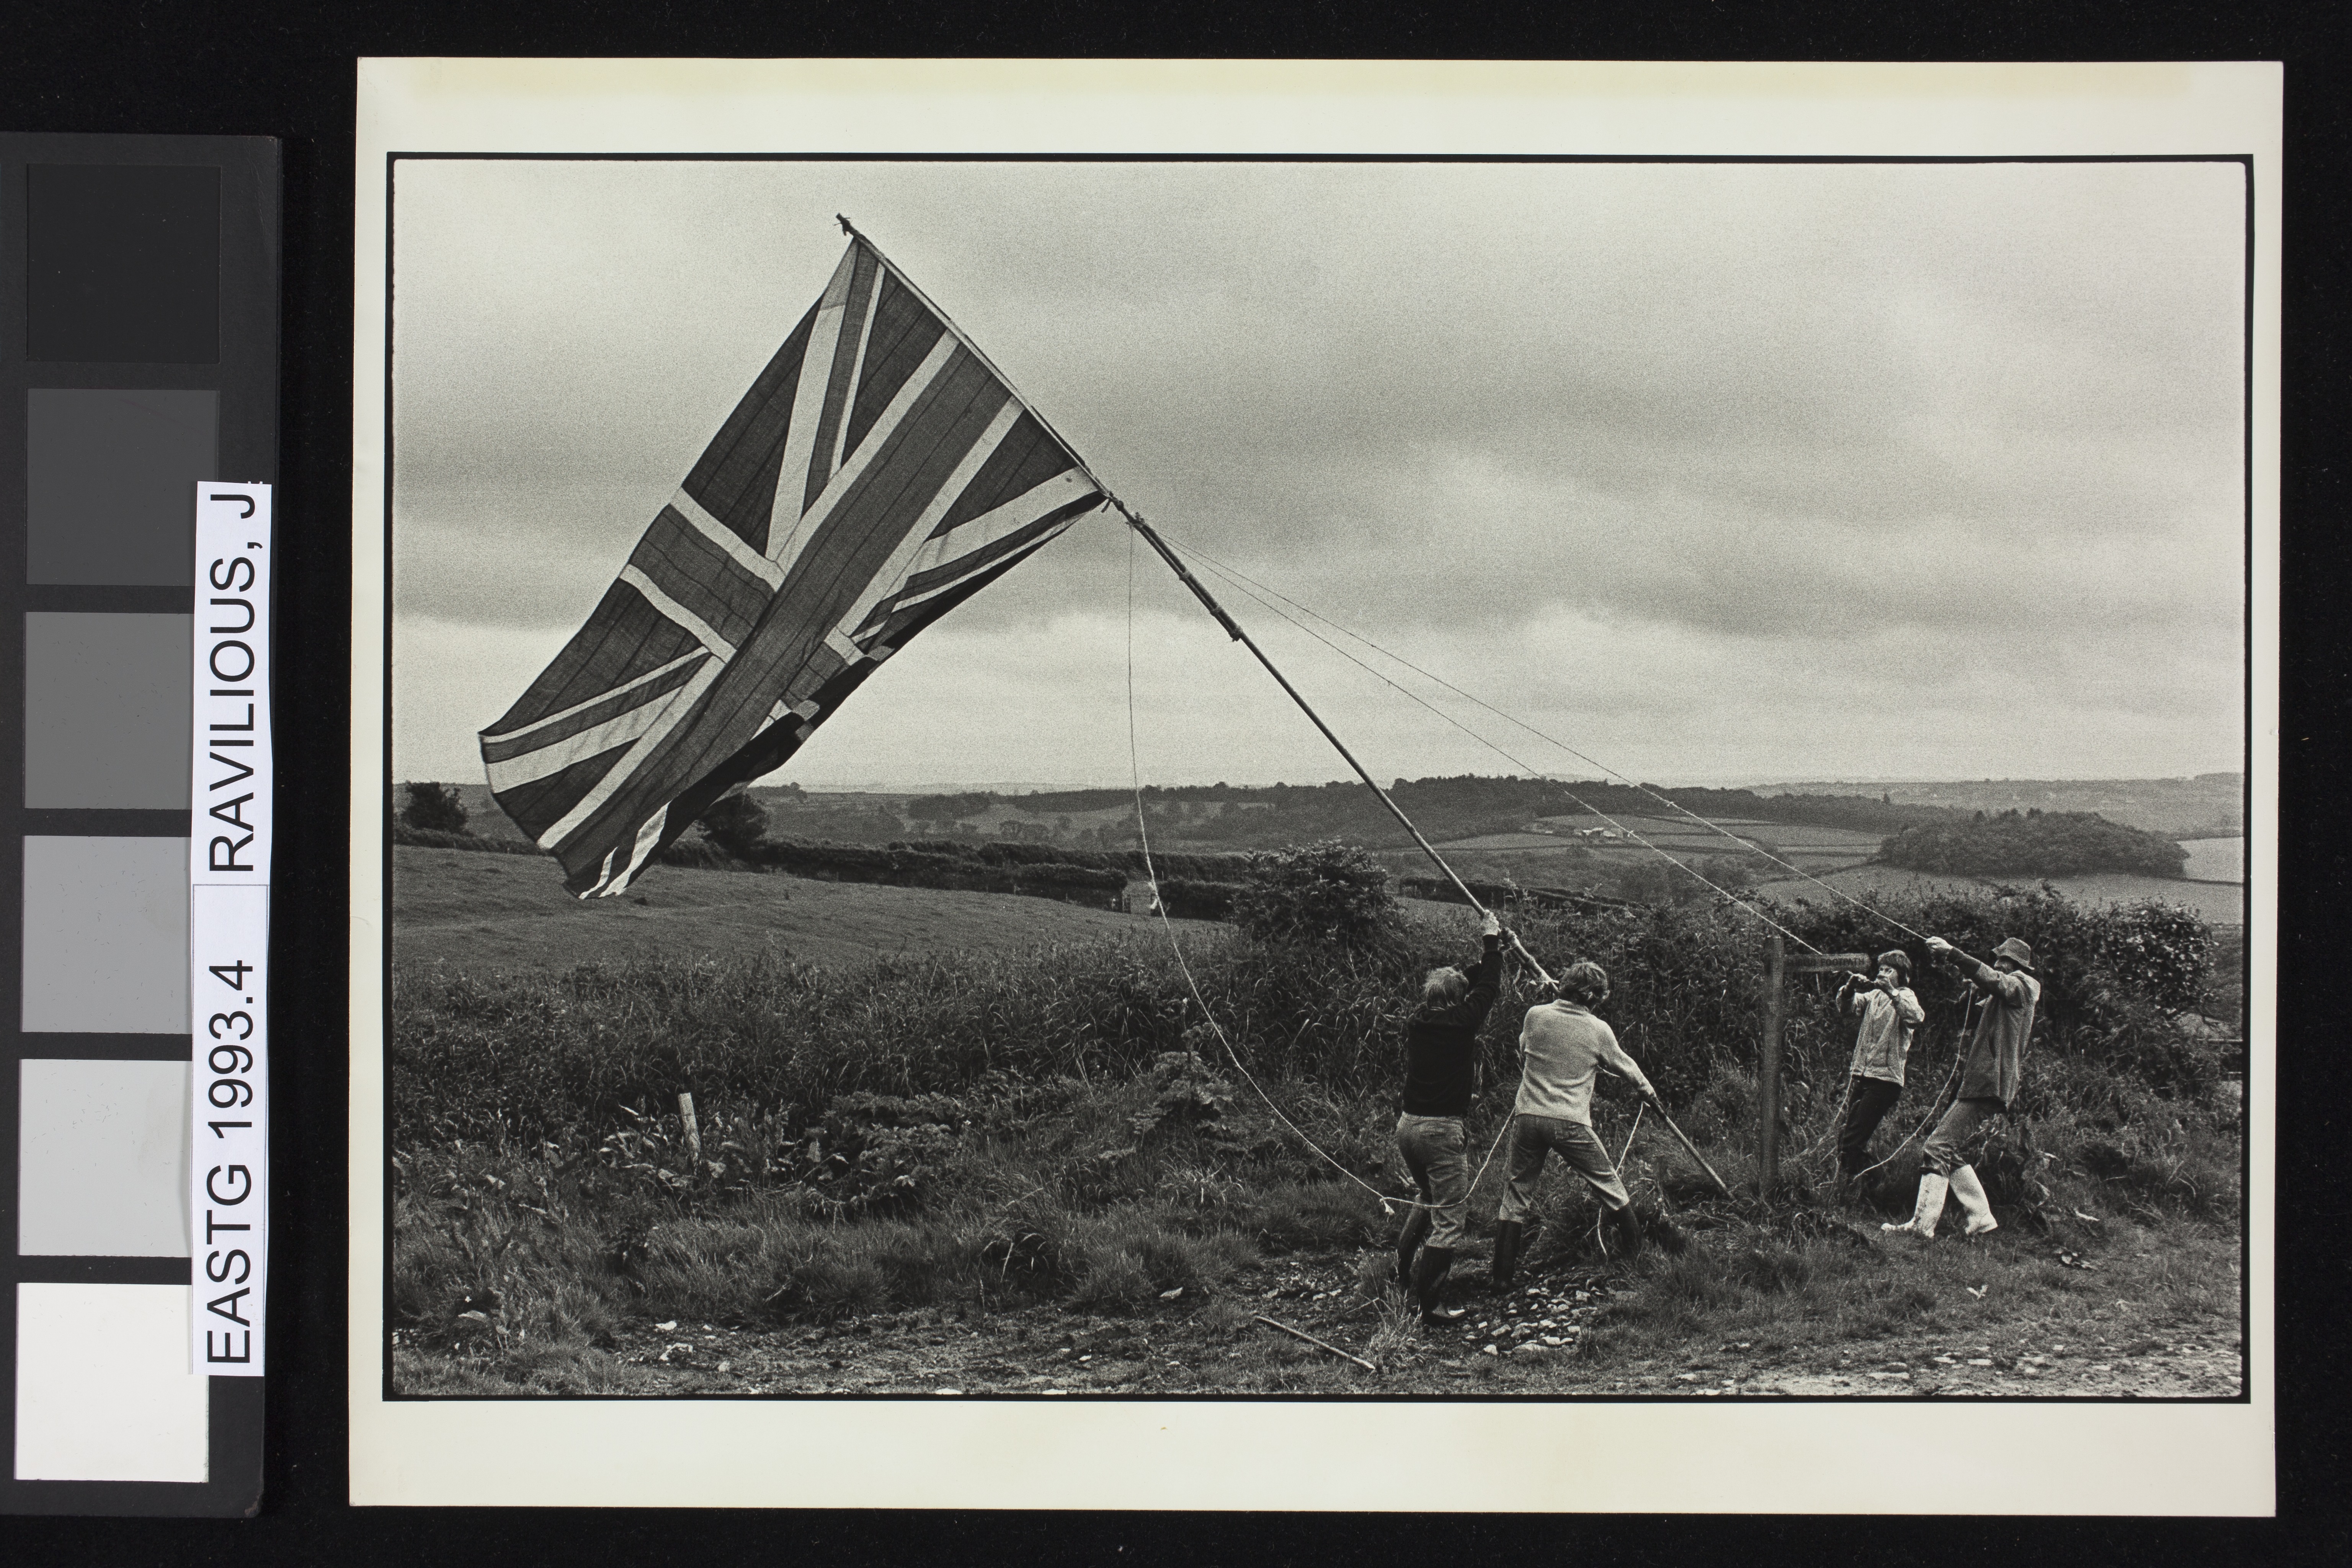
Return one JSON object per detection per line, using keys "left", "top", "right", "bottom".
{"left": 1759, "top": 776, "right": 2243, "bottom": 839}
{"left": 2179, "top": 838, "right": 2244, "bottom": 883}
{"left": 1432, "top": 832, "right": 1581, "bottom": 851}
{"left": 2036, "top": 874, "right": 2245, "bottom": 925}
{"left": 389, "top": 846, "right": 1218, "bottom": 975}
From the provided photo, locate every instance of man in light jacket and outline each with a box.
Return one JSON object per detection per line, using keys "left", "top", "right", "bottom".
{"left": 1491, "top": 960, "right": 1661, "bottom": 1285}
{"left": 1885, "top": 935, "right": 2040, "bottom": 1241}
{"left": 1834, "top": 949, "right": 1925, "bottom": 1192}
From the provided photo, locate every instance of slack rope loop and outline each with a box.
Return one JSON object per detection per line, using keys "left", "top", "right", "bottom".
{"left": 1844, "top": 991, "right": 1982, "bottom": 1186}
{"left": 1816, "top": 992, "right": 1985, "bottom": 1189}
{"left": 1125, "top": 530, "right": 1515, "bottom": 1215}
{"left": 1162, "top": 532, "right": 1936, "bottom": 951}
{"left": 1175, "top": 546, "right": 1823, "bottom": 956}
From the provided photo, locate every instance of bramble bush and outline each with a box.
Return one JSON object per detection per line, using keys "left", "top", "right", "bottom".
{"left": 1232, "top": 840, "right": 1406, "bottom": 951}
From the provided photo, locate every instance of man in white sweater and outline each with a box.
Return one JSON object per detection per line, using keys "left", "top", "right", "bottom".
{"left": 1490, "top": 960, "right": 1662, "bottom": 1286}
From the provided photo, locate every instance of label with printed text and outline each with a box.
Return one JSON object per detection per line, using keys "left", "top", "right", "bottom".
{"left": 191, "top": 485, "right": 270, "bottom": 1375}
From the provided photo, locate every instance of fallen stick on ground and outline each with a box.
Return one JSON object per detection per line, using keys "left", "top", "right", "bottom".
{"left": 1255, "top": 1313, "right": 1376, "bottom": 1372}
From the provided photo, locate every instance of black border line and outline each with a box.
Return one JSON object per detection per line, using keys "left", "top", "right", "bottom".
{"left": 380, "top": 150, "right": 2259, "bottom": 1409}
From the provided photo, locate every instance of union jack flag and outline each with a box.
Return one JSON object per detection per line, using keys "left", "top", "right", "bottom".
{"left": 479, "top": 231, "right": 1108, "bottom": 896}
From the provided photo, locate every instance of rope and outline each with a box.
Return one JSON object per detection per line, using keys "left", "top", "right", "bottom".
{"left": 1126, "top": 531, "right": 1450, "bottom": 1213}
{"left": 1794, "top": 1071, "right": 1859, "bottom": 1176}
{"left": 1123, "top": 532, "right": 1552, "bottom": 1216}
{"left": 1163, "top": 532, "right": 1936, "bottom": 949}
{"left": 1178, "top": 548, "right": 1823, "bottom": 956}
{"left": 1846, "top": 991, "right": 1980, "bottom": 1184}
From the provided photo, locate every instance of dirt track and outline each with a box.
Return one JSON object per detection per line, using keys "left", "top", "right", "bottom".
{"left": 535, "top": 1246, "right": 2242, "bottom": 1401}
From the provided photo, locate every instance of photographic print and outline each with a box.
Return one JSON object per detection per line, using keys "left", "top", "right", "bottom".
{"left": 352, "top": 60, "right": 2278, "bottom": 1511}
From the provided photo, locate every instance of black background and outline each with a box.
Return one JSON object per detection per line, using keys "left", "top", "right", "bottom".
{"left": 3, "top": 4, "right": 2344, "bottom": 1563}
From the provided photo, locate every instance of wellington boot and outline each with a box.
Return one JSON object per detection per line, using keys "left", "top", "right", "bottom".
{"left": 1947, "top": 1165, "right": 1999, "bottom": 1237}
{"left": 1882, "top": 1173, "right": 1949, "bottom": 1240}
{"left": 1490, "top": 1221, "right": 1532, "bottom": 1289}
{"left": 1412, "top": 1246, "right": 1463, "bottom": 1323}
{"left": 1396, "top": 1205, "right": 1432, "bottom": 1286}
{"left": 1606, "top": 1203, "right": 1644, "bottom": 1262}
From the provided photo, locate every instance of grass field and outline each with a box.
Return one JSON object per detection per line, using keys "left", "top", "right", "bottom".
{"left": 390, "top": 1052, "right": 2244, "bottom": 1399}
{"left": 387, "top": 868, "right": 2243, "bottom": 1401}
{"left": 390, "top": 845, "right": 1218, "bottom": 973}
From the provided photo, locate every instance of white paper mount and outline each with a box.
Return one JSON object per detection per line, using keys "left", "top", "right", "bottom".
{"left": 190, "top": 484, "right": 271, "bottom": 1376}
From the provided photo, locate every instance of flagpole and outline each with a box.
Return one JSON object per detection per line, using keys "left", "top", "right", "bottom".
{"left": 1123, "top": 513, "right": 1555, "bottom": 987}
{"left": 836, "top": 214, "right": 1122, "bottom": 505}
{"left": 834, "top": 217, "right": 1549, "bottom": 985}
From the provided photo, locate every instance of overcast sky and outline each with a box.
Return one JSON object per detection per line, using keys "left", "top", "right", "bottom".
{"left": 390, "top": 158, "right": 2245, "bottom": 793}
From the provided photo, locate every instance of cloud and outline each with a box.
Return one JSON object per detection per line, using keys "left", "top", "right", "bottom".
{"left": 387, "top": 158, "right": 2247, "bottom": 788}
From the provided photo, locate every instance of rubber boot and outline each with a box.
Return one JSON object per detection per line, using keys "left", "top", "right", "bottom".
{"left": 1947, "top": 1165, "right": 1999, "bottom": 1237}
{"left": 1882, "top": 1173, "right": 1949, "bottom": 1239}
{"left": 1411, "top": 1246, "right": 1463, "bottom": 1323}
{"left": 1490, "top": 1220, "right": 1527, "bottom": 1289}
{"left": 1606, "top": 1202, "right": 1645, "bottom": 1262}
{"left": 1395, "top": 1205, "right": 1432, "bottom": 1286}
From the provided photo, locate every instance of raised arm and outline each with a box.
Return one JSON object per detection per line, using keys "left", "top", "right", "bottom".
{"left": 1925, "top": 935, "right": 2025, "bottom": 998}
{"left": 1463, "top": 932, "right": 1503, "bottom": 1008}
{"left": 1977, "top": 966, "right": 2032, "bottom": 1005}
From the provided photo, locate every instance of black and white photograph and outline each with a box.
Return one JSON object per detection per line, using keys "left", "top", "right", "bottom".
{"left": 351, "top": 59, "right": 2278, "bottom": 1512}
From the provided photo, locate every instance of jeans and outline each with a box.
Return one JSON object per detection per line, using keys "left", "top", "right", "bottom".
{"left": 1838, "top": 1076, "right": 1904, "bottom": 1176}
{"left": 1395, "top": 1113, "right": 1469, "bottom": 1250}
{"left": 1496, "top": 1113, "right": 1630, "bottom": 1223}
{"left": 1921, "top": 1096, "right": 2003, "bottom": 1176}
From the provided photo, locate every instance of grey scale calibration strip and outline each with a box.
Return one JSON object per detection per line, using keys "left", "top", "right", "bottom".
{"left": 0, "top": 133, "right": 273, "bottom": 1517}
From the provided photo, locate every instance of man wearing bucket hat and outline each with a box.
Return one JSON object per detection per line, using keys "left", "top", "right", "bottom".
{"left": 1885, "top": 935, "right": 2041, "bottom": 1241}
{"left": 1833, "top": 949, "right": 1926, "bottom": 1192}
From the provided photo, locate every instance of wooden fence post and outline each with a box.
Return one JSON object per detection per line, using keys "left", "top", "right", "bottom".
{"left": 1759, "top": 932, "right": 1785, "bottom": 1198}
{"left": 678, "top": 1091, "right": 702, "bottom": 1165}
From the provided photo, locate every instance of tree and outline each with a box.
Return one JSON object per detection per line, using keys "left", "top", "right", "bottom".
{"left": 400, "top": 781, "right": 469, "bottom": 833}
{"left": 1878, "top": 810, "right": 2187, "bottom": 878}
{"left": 1232, "top": 840, "right": 1403, "bottom": 950}
{"left": 696, "top": 793, "right": 770, "bottom": 859}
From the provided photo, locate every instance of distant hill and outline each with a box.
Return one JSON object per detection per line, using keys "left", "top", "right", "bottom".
{"left": 399, "top": 772, "right": 2239, "bottom": 879}
{"left": 1755, "top": 774, "right": 2242, "bottom": 839}
{"left": 1879, "top": 808, "right": 2189, "bottom": 879}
